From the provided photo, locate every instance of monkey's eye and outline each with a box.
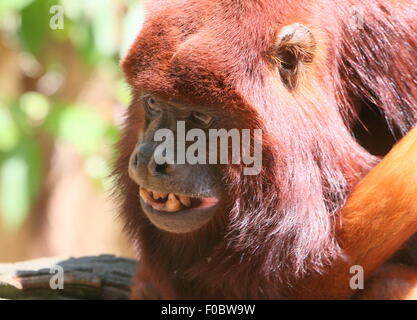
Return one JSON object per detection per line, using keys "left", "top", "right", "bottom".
{"left": 143, "top": 96, "right": 161, "bottom": 115}
{"left": 191, "top": 111, "right": 213, "bottom": 126}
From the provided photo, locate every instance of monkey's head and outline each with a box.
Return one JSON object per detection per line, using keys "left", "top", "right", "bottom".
{"left": 116, "top": 0, "right": 376, "bottom": 274}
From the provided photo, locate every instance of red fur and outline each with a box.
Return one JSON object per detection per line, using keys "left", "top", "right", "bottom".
{"left": 115, "top": 0, "right": 417, "bottom": 299}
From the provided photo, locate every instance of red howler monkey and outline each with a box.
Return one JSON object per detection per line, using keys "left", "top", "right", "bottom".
{"left": 115, "top": 0, "right": 417, "bottom": 299}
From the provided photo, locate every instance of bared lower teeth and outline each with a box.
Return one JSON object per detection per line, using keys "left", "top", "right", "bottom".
{"left": 165, "top": 193, "right": 182, "bottom": 212}
{"left": 139, "top": 187, "right": 198, "bottom": 212}
{"left": 140, "top": 188, "right": 151, "bottom": 202}
{"left": 153, "top": 191, "right": 168, "bottom": 200}
{"left": 179, "top": 195, "right": 191, "bottom": 207}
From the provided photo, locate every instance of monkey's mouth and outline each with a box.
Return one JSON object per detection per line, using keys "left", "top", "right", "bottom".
{"left": 139, "top": 187, "right": 219, "bottom": 213}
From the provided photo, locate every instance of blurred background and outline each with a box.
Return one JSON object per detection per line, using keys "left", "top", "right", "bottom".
{"left": 0, "top": 0, "right": 146, "bottom": 262}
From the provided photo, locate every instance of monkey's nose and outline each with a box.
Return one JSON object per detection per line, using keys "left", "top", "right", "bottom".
{"left": 129, "top": 143, "right": 170, "bottom": 178}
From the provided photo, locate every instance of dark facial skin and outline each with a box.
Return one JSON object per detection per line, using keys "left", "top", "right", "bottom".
{"left": 128, "top": 94, "right": 225, "bottom": 234}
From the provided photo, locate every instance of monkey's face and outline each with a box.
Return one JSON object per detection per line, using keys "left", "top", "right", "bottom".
{"left": 121, "top": 3, "right": 329, "bottom": 236}
{"left": 128, "top": 93, "right": 227, "bottom": 234}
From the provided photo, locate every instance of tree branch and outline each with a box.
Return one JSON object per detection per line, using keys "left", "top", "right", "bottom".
{"left": 0, "top": 255, "right": 136, "bottom": 300}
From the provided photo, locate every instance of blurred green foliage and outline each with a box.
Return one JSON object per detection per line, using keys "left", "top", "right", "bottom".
{"left": 0, "top": 0, "right": 144, "bottom": 230}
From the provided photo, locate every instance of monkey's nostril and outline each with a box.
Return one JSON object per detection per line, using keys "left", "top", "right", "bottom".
{"left": 155, "top": 163, "right": 167, "bottom": 174}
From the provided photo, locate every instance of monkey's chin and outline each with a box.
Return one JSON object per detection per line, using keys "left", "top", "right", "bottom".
{"left": 140, "top": 198, "right": 219, "bottom": 234}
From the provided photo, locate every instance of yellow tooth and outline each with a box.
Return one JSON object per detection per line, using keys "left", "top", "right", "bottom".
{"left": 165, "top": 193, "right": 181, "bottom": 212}
{"left": 179, "top": 195, "right": 191, "bottom": 207}
{"left": 153, "top": 191, "right": 168, "bottom": 200}
{"left": 139, "top": 188, "right": 151, "bottom": 202}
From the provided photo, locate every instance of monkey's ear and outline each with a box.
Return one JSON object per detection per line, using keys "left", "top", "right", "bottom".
{"left": 271, "top": 23, "right": 316, "bottom": 90}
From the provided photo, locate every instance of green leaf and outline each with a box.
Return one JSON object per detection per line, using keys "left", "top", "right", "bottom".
{"left": 20, "top": 91, "right": 50, "bottom": 124}
{"left": 21, "top": 137, "right": 43, "bottom": 202}
{"left": 0, "top": 0, "right": 35, "bottom": 13}
{"left": 0, "top": 138, "right": 43, "bottom": 230}
{"left": 18, "top": 0, "right": 58, "bottom": 55}
{"left": 84, "top": 155, "right": 109, "bottom": 180}
{"left": 0, "top": 155, "right": 30, "bottom": 230}
{"left": 46, "top": 105, "right": 108, "bottom": 155}
{"left": 0, "top": 108, "right": 19, "bottom": 152}
{"left": 90, "top": 0, "right": 117, "bottom": 57}
{"left": 104, "top": 125, "right": 121, "bottom": 145}
{"left": 115, "top": 80, "right": 132, "bottom": 107}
